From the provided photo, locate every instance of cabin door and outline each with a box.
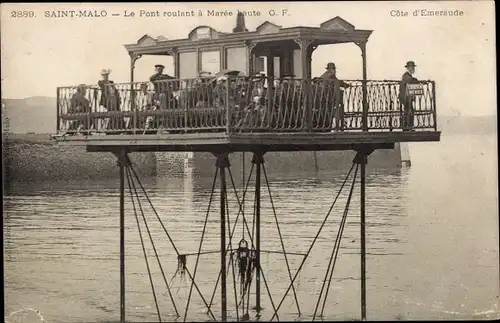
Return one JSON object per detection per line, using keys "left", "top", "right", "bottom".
{"left": 255, "top": 56, "right": 282, "bottom": 88}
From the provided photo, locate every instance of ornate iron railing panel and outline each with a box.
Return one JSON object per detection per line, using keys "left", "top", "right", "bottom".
{"left": 56, "top": 76, "right": 437, "bottom": 135}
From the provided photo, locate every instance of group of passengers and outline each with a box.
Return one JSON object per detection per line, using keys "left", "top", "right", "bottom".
{"left": 66, "top": 60, "right": 419, "bottom": 134}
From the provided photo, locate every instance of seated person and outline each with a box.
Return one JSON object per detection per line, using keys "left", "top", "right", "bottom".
{"left": 194, "top": 71, "right": 214, "bottom": 109}
{"left": 136, "top": 83, "right": 155, "bottom": 129}
{"left": 68, "top": 84, "right": 91, "bottom": 133}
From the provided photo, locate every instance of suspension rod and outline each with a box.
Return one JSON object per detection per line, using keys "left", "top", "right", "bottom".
{"left": 207, "top": 164, "right": 255, "bottom": 314}
{"left": 127, "top": 160, "right": 217, "bottom": 321}
{"left": 270, "top": 162, "right": 356, "bottom": 321}
{"left": 125, "top": 169, "right": 162, "bottom": 322}
{"left": 263, "top": 164, "right": 301, "bottom": 316}
{"left": 183, "top": 167, "right": 218, "bottom": 322}
{"left": 313, "top": 164, "right": 359, "bottom": 320}
{"left": 127, "top": 167, "right": 179, "bottom": 318}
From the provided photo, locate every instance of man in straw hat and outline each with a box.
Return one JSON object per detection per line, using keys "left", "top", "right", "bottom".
{"left": 98, "top": 68, "right": 124, "bottom": 130}
{"left": 399, "top": 61, "right": 419, "bottom": 130}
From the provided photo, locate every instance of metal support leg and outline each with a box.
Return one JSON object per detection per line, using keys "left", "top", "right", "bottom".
{"left": 359, "top": 151, "right": 366, "bottom": 321}
{"left": 216, "top": 153, "right": 230, "bottom": 322}
{"left": 117, "top": 150, "right": 127, "bottom": 323}
{"left": 354, "top": 147, "right": 372, "bottom": 321}
{"left": 252, "top": 152, "right": 264, "bottom": 313}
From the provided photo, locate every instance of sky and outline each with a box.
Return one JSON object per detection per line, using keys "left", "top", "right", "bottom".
{"left": 1, "top": 1, "right": 497, "bottom": 116}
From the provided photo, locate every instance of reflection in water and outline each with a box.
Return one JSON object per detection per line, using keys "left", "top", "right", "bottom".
{"left": 3, "top": 134, "right": 499, "bottom": 322}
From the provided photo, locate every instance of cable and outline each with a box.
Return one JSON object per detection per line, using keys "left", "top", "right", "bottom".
{"left": 127, "top": 160, "right": 216, "bottom": 320}
{"left": 226, "top": 184, "right": 240, "bottom": 322}
{"left": 183, "top": 167, "right": 218, "bottom": 322}
{"left": 263, "top": 164, "right": 301, "bottom": 315}
{"left": 127, "top": 167, "right": 179, "bottom": 318}
{"left": 312, "top": 163, "right": 359, "bottom": 320}
{"left": 206, "top": 163, "right": 255, "bottom": 314}
{"left": 269, "top": 162, "right": 357, "bottom": 321}
{"left": 125, "top": 168, "right": 162, "bottom": 322}
{"left": 320, "top": 164, "right": 358, "bottom": 317}
{"left": 228, "top": 168, "right": 280, "bottom": 321}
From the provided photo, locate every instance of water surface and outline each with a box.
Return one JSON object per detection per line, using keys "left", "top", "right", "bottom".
{"left": 4, "top": 133, "right": 499, "bottom": 322}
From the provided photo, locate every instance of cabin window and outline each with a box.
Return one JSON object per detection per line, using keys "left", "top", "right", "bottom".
{"left": 200, "top": 50, "right": 221, "bottom": 75}
{"left": 226, "top": 47, "right": 247, "bottom": 75}
{"left": 179, "top": 51, "right": 197, "bottom": 79}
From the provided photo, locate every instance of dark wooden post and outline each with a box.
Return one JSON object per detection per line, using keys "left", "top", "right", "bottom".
{"left": 252, "top": 152, "right": 264, "bottom": 313}
{"left": 432, "top": 81, "right": 437, "bottom": 131}
{"left": 118, "top": 150, "right": 127, "bottom": 323}
{"left": 130, "top": 53, "right": 141, "bottom": 133}
{"left": 296, "top": 38, "right": 313, "bottom": 131}
{"left": 246, "top": 41, "right": 256, "bottom": 76}
{"left": 358, "top": 41, "right": 369, "bottom": 131}
{"left": 56, "top": 87, "right": 60, "bottom": 133}
{"left": 216, "top": 153, "right": 230, "bottom": 322}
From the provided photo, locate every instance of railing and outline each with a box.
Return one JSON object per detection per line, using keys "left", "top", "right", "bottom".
{"left": 56, "top": 76, "right": 437, "bottom": 135}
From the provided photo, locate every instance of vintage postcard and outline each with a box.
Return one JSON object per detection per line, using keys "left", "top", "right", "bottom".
{"left": 2, "top": 1, "right": 497, "bottom": 323}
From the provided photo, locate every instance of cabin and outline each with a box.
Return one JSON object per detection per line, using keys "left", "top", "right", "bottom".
{"left": 54, "top": 14, "right": 439, "bottom": 152}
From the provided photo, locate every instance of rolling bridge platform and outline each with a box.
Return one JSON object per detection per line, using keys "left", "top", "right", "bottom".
{"left": 53, "top": 14, "right": 440, "bottom": 323}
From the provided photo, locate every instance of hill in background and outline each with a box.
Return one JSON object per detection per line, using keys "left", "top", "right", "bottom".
{"left": 1, "top": 96, "right": 497, "bottom": 135}
{"left": 3, "top": 96, "right": 56, "bottom": 134}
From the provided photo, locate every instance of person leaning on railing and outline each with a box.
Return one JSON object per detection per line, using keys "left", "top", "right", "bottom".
{"left": 68, "top": 84, "right": 91, "bottom": 134}
{"left": 320, "top": 62, "right": 349, "bottom": 131}
{"left": 399, "top": 61, "right": 419, "bottom": 131}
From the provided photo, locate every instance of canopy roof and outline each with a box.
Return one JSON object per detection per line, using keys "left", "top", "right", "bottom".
{"left": 124, "top": 16, "right": 373, "bottom": 56}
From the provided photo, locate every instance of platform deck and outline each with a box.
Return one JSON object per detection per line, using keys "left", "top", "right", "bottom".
{"left": 52, "top": 131, "right": 441, "bottom": 153}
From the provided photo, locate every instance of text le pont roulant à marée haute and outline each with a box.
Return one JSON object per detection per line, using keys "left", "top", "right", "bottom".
{"left": 9, "top": 8, "right": 290, "bottom": 19}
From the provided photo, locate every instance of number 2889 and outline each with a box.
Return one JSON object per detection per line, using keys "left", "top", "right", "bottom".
{"left": 11, "top": 11, "right": 36, "bottom": 18}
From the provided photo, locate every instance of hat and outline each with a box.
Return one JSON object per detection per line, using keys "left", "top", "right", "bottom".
{"left": 326, "top": 62, "right": 336, "bottom": 70}
{"left": 252, "top": 73, "right": 266, "bottom": 81}
{"left": 100, "top": 69, "right": 111, "bottom": 75}
{"left": 155, "top": 64, "right": 165, "bottom": 69}
{"left": 405, "top": 61, "right": 416, "bottom": 68}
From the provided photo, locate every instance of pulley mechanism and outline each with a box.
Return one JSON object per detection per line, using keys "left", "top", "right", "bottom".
{"left": 178, "top": 254, "right": 187, "bottom": 280}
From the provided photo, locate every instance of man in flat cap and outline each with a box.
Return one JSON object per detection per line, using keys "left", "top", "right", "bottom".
{"left": 150, "top": 64, "right": 175, "bottom": 93}
{"left": 399, "top": 61, "right": 419, "bottom": 130}
{"left": 320, "top": 62, "right": 349, "bottom": 130}
{"left": 149, "top": 64, "right": 176, "bottom": 113}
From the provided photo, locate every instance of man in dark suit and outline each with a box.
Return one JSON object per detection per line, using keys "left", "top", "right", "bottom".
{"left": 400, "top": 61, "right": 419, "bottom": 130}
{"left": 150, "top": 64, "right": 176, "bottom": 112}
{"left": 68, "top": 84, "right": 91, "bottom": 134}
{"left": 319, "top": 62, "right": 349, "bottom": 130}
{"left": 150, "top": 64, "right": 175, "bottom": 93}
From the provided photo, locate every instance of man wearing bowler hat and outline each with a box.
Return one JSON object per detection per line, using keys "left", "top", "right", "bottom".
{"left": 320, "top": 62, "right": 349, "bottom": 130}
{"left": 400, "top": 61, "right": 419, "bottom": 130}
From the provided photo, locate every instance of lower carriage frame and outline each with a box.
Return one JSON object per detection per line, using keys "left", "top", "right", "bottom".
{"left": 72, "top": 129, "right": 438, "bottom": 322}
